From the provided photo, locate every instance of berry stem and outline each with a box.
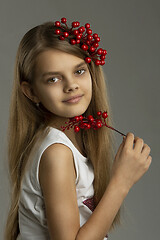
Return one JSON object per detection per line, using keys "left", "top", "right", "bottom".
{"left": 105, "top": 124, "right": 126, "bottom": 137}
{"left": 103, "top": 118, "right": 126, "bottom": 136}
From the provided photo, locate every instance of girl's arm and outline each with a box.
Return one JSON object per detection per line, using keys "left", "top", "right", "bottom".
{"left": 39, "top": 143, "right": 80, "bottom": 240}
{"left": 39, "top": 132, "right": 151, "bottom": 240}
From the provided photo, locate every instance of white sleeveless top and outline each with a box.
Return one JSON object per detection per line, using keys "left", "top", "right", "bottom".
{"left": 17, "top": 127, "right": 108, "bottom": 239}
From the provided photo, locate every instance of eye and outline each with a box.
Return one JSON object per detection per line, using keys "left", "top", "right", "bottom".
{"left": 75, "top": 69, "right": 86, "bottom": 75}
{"left": 47, "top": 77, "right": 59, "bottom": 83}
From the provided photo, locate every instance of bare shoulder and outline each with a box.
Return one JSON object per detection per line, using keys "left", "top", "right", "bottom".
{"left": 39, "top": 143, "right": 76, "bottom": 187}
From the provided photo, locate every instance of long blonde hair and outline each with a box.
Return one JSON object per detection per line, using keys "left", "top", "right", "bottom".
{"left": 4, "top": 21, "right": 120, "bottom": 239}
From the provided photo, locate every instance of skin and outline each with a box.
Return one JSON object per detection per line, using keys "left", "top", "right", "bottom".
{"left": 21, "top": 50, "right": 152, "bottom": 240}
{"left": 21, "top": 49, "right": 92, "bottom": 155}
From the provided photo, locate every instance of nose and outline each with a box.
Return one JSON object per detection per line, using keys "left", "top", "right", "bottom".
{"left": 63, "top": 77, "right": 79, "bottom": 93}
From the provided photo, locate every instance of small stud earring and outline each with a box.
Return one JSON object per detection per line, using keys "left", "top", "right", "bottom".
{"left": 36, "top": 102, "right": 40, "bottom": 107}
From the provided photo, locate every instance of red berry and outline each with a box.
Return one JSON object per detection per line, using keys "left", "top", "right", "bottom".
{"left": 95, "top": 59, "right": 101, "bottom": 65}
{"left": 93, "top": 42, "right": 99, "bottom": 48}
{"left": 73, "top": 30, "right": 79, "bottom": 35}
{"left": 81, "top": 44, "right": 88, "bottom": 51}
{"left": 90, "top": 118, "right": 94, "bottom": 123}
{"left": 76, "top": 34, "right": 82, "bottom": 39}
{"left": 85, "top": 23, "right": 90, "bottom": 29}
{"left": 76, "top": 21, "right": 80, "bottom": 27}
{"left": 78, "top": 26, "right": 85, "bottom": 33}
{"left": 74, "top": 116, "right": 80, "bottom": 122}
{"left": 55, "top": 21, "right": 61, "bottom": 27}
{"left": 97, "top": 48, "right": 103, "bottom": 55}
{"left": 95, "top": 37, "right": 100, "bottom": 42}
{"left": 86, "top": 40, "right": 91, "bottom": 45}
{"left": 72, "top": 21, "right": 77, "bottom": 28}
{"left": 102, "top": 50, "right": 107, "bottom": 55}
{"left": 89, "top": 46, "right": 95, "bottom": 52}
{"left": 63, "top": 32, "right": 69, "bottom": 37}
{"left": 79, "top": 115, "right": 83, "bottom": 121}
{"left": 87, "top": 115, "right": 94, "bottom": 122}
{"left": 100, "top": 55, "right": 106, "bottom": 60}
{"left": 87, "top": 35, "right": 93, "bottom": 41}
{"left": 61, "top": 17, "right": 67, "bottom": 23}
{"left": 87, "top": 124, "right": 91, "bottom": 129}
{"left": 96, "top": 122, "right": 102, "bottom": 128}
{"left": 59, "top": 35, "right": 65, "bottom": 40}
{"left": 55, "top": 29, "right": 61, "bottom": 34}
{"left": 93, "top": 33, "right": 98, "bottom": 38}
{"left": 85, "top": 57, "right": 91, "bottom": 63}
{"left": 74, "top": 126, "right": 80, "bottom": 132}
{"left": 101, "top": 60, "right": 105, "bottom": 65}
{"left": 97, "top": 119, "right": 102, "bottom": 124}
{"left": 87, "top": 29, "right": 92, "bottom": 34}
{"left": 76, "top": 39, "right": 80, "bottom": 44}
{"left": 70, "top": 39, "right": 76, "bottom": 45}
{"left": 97, "top": 111, "right": 102, "bottom": 116}
{"left": 102, "top": 112, "right": 108, "bottom": 119}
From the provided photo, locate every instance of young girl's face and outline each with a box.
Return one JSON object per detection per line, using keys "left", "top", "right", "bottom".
{"left": 32, "top": 49, "right": 92, "bottom": 123}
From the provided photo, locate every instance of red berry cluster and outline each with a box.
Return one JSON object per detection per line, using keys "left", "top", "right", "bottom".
{"left": 61, "top": 111, "right": 108, "bottom": 133}
{"left": 54, "top": 18, "right": 107, "bottom": 66}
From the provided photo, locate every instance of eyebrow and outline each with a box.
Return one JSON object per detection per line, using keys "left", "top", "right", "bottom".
{"left": 41, "top": 61, "right": 87, "bottom": 78}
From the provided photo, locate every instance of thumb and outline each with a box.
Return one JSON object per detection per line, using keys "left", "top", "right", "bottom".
{"left": 115, "top": 137, "right": 125, "bottom": 161}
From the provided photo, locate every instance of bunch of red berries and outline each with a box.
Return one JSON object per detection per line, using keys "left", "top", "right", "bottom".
{"left": 61, "top": 111, "right": 108, "bottom": 132}
{"left": 54, "top": 17, "right": 107, "bottom": 66}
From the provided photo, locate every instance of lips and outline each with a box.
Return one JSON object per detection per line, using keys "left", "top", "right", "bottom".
{"left": 63, "top": 94, "right": 84, "bottom": 102}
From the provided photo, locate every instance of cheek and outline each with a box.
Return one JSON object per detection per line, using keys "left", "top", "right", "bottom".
{"left": 83, "top": 73, "right": 92, "bottom": 88}
{"left": 35, "top": 85, "right": 60, "bottom": 105}
{"left": 83, "top": 76, "right": 92, "bottom": 104}
{"left": 86, "top": 76, "right": 92, "bottom": 96}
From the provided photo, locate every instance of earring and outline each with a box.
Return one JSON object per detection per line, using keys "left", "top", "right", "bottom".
{"left": 36, "top": 102, "right": 40, "bottom": 107}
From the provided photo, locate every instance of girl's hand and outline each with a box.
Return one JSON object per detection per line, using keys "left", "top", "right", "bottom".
{"left": 111, "top": 132, "right": 152, "bottom": 191}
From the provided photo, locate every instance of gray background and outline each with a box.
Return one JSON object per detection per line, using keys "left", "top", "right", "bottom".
{"left": 0, "top": 0, "right": 160, "bottom": 239}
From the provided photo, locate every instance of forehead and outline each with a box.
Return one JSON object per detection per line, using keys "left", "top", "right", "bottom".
{"left": 35, "top": 49, "right": 84, "bottom": 73}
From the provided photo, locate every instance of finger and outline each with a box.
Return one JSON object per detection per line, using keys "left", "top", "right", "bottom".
{"left": 141, "top": 144, "right": 151, "bottom": 156}
{"left": 115, "top": 138, "right": 125, "bottom": 160}
{"left": 146, "top": 155, "right": 152, "bottom": 168}
{"left": 124, "top": 132, "right": 134, "bottom": 149}
{"left": 147, "top": 155, "right": 152, "bottom": 162}
{"left": 134, "top": 137, "right": 144, "bottom": 153}
{"left": 123, "top": 136, "right": 126, "bottom": 141}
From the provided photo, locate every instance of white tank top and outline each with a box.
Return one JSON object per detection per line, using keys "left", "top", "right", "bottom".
{"left": 17, "top": 127, "right": 108, "bottom": 239}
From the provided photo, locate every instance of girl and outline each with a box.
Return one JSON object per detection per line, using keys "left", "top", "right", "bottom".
{"left": 4, "top": 19, "right": 152, "bottom": 240}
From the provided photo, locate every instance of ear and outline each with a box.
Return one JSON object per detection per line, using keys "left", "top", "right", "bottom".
{"left": 20, "top": 81, "right": 40, "bottom": 103}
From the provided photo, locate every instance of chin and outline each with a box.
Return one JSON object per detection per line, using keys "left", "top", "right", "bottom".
{"left": 64, "top": 108, "right": 88, "bottom": 118}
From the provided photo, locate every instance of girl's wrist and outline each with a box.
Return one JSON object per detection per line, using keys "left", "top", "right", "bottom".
{"left": 108, "top": 176, "right": 131, "bottom": 197}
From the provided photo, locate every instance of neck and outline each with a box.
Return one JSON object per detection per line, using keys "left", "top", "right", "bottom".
{"left": 48, "top": 116, "right": 86, "bottom": 157}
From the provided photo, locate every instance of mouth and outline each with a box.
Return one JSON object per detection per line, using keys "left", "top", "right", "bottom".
{"left": 63, "top": 95, "right": 84, "bottom": 103}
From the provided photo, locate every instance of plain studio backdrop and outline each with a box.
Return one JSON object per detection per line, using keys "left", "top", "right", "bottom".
{"left": 0, "top": 0, "right": 160, "bottom": 239}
